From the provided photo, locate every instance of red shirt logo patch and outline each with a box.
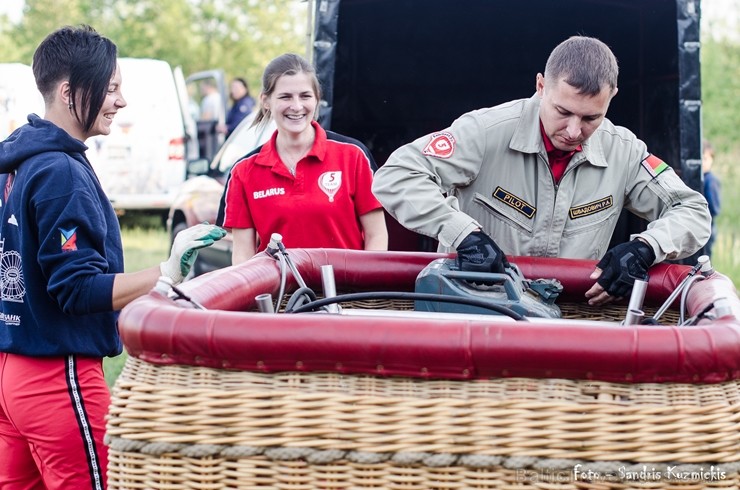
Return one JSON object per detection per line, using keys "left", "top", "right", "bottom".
{"left": 422, "top": 132, "right": 456, "bottom": 159}
{"left": 318, "top": 171, "right": 342, "bottom": 202}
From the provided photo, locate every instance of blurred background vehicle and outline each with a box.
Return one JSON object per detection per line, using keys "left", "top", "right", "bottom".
{"left": 166, "top": 111, "right": 275, "bottom": 275}
{"left": 0, "top": 62, "right": 44, "bottom": 140}
{"left": 86, "top": 58, "right": 227, "bottom": 225}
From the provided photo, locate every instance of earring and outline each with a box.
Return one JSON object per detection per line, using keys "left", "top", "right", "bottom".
{"left": 68, "top": 101, "right": 74, "bottom": 110}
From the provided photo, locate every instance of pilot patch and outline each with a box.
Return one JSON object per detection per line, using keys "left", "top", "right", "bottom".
{"left": 492, "top": 187, "right": 535, "bottom": 219}
{"left": 569, "top": 196, "right": 613, "bottom": 219}
{"left": 641, "top": 154, "right": 669, "bottom": 178}
{"left": 422, "top": 132, "right": 456, "bottom": 159}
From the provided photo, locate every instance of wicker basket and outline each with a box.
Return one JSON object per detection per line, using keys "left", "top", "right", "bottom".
{"left": 107, "top": 251, "right": 740, "bottom": 489}
{"left": 107, "top": 355, "right": 740, "bottom": 489}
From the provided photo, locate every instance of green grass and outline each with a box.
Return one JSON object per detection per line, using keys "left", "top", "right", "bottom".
{"left": 119, "top": 217, "right": 170, "bottom": 271}
{"left": 104, "top": 215, "right": 170, "bottom": 387}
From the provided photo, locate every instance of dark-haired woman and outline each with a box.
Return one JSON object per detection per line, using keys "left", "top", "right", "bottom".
{"left": 0, "top": 25, "right": 223, "bottom": 488}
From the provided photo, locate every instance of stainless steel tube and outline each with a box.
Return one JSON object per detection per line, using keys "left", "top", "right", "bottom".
{"left": 320, "top": 264, "right": 340, "bottom": 313}
{"left": 624, "top": 279, "right": 648, "bottom": 324}
{"left": 255, "top": 293, "right": 275, "bottom": 313}
{"left": 624, "top": 308, "right": 645, "bottom": 326}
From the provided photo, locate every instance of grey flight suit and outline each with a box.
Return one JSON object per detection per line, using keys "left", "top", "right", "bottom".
{"left": 372, "top": 94, "right": 710, "bottom": 262}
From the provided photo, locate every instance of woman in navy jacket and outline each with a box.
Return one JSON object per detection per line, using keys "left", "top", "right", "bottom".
{"left": 0, "top": 25, "right": 223, "bottom": 489}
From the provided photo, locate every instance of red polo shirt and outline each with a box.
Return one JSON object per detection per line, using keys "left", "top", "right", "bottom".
{"left": 540, "top": 123, "right": 582, "bottom": 184}
{"left": 221, "top": 121, "right": 382, "bottom": 251}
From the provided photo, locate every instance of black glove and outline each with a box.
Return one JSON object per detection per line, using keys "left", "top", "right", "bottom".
{"left": 595, "top": 240, "right": 656, "bottom": 297}
{"left": 456, "top": 230, "right": 509, "bottom": 275}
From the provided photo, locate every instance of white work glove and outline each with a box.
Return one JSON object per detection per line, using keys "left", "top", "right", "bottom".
{"left": 160, "top": 223, "right": 227, "bottom": 284}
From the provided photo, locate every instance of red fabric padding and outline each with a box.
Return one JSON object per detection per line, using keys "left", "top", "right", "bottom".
{"left": 118, "top": 250, "right": 740, "bottom": 384}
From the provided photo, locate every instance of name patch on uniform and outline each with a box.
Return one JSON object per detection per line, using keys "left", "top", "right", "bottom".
{"left": 492, "top": 187, "right": 535, "bottom": 219}
{"left": 569, "top": 196, "right": 613, "bottom": 219}
{"left": 253, "top": 187, "right": 285, "bottom": 199}
{"left": 422, "top": 132, "right": 456, "bottom": 159}
{"left": 641, "top": 154, "right": 669, "bottom": 178}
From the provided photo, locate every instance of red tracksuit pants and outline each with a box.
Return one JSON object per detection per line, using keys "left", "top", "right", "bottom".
{"left": 0, "top": 353, "right": 109, "bottom": 490}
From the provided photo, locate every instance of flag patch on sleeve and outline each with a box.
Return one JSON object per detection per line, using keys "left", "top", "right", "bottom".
{"left": 60, "top": 227, "right": 78, "bottom": 252}
{"left": 641, "top": 154, "right": 669, "bottom": 178}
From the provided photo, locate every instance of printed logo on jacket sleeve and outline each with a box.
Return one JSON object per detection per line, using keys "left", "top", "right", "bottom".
{"left": 422, "top": 132, "right": 456, "bottom": 159}
{"left": 60, "top": 227, "right": 78, "bottom": 252}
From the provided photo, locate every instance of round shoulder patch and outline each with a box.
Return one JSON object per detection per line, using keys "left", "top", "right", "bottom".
{"left": 422, "top": 132, "right": 456, "bottom": 159}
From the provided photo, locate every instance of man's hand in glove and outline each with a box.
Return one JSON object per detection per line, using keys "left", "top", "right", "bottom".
{"left": 585, "top": 239, "right": 656, "bottom": 305}
{"left": 160, "top": 223, "right": 227, "bottom": 284}
{"left": 456, "top": 230, "right": 509, "bottom": 275}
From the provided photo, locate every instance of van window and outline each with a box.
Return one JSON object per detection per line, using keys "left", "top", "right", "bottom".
{"left": 86, "top": 58, "right": 189, "bottom": 212}
{"left": 0, "top": 63, "right": 44, "bottom": 140}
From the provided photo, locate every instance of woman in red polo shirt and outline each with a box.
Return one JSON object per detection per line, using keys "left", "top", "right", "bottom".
{"left": 219, "top": 53, "right": 388, "bottom": 263}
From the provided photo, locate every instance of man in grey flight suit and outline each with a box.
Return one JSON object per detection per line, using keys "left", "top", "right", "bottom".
{"left": 372, "top": 36, "right": 710, "bottom": 306}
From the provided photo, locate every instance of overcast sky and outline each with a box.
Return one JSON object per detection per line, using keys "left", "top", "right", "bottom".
{"left": 0, "top": 0, "right": 22, "bottom": 23}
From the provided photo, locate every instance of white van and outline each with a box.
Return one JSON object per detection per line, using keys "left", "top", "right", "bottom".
{"left": 0, "top": 63, "right": 45, "bottom": 140}
{"left": 86, "top": 58, "right": 202, "bottom": 217}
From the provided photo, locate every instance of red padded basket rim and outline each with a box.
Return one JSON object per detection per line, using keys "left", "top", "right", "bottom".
{"left": 118, "top": 250, "right": 740, "bottom": 384}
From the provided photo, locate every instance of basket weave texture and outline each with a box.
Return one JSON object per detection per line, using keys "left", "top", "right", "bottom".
{"left": 108, "top": 317, "right": 740, "bottom": 489}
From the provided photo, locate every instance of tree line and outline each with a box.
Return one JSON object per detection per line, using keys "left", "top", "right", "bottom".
{"left": 1, "top": 0, "right": 738, "bottom": 157}
{"left": 0, "top": 0, "right": 307, "bottom": 96}
{"left": 701, "top": 36, "right": 740, "bottom": 156}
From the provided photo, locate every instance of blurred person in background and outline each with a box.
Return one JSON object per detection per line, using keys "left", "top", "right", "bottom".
{"left": 702, "top": 139, "right": 721, "bottom": 257}
{"left": 218, "top": 77, "right": 256, "bottom": 138}
{"left": 217, "top": 53, "right": 387, "bottom": 263}
{"left": 198, "top": 78, "right": 225, "bottom": 157}
{"left": 0, "top": 25, "right": 224, "bottom": 489}
{"left": 199, "top": 78, "right": 223, "bottom": 122}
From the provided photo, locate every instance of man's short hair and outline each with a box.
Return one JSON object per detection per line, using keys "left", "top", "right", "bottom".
{"left": 544, "top": 36, "right": 619, "bottom": 96}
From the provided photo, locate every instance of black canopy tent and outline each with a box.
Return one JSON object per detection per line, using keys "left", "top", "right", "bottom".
{"left": 314, "top": 0, "right": 703, "bottom": 254}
